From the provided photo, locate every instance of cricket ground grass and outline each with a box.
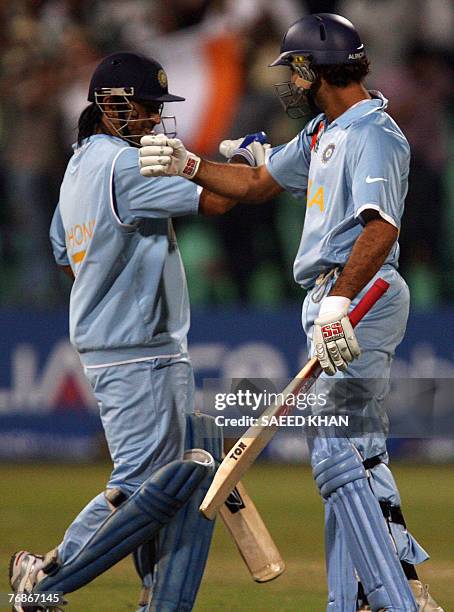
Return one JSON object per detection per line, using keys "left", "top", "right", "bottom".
{"left": 1, "top": 463, "right": 453, "bottom": 611}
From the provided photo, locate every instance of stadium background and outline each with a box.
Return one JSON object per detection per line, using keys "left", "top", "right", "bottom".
{"left": 0, "top": 0, "right": 453, "bottom": 610}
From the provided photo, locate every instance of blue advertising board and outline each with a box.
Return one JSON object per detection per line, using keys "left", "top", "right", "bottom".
{"left": 0, "top": 306, "right": 453, "bottom": 461}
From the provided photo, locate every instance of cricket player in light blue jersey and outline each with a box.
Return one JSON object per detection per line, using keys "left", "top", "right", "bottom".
{"left": 139, "top": 13, "right": 444, "bottom": 612}
{"left": 8, "top": 52, "right": 251, "bottom": 612}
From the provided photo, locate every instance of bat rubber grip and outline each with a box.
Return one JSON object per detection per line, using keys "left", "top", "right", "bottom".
{"left": 348, "top": 278, "right": 390, "bottom": 328}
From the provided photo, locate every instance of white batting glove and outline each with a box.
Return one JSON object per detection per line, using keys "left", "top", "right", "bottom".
{"left": 313, "top": 296, "right": 361, "bottom": 376}
{"left": 139, "top": 134, "right": 201, "bottom": 179}
{"left": 219, "top": 132, "right": 271, "bottom": 166}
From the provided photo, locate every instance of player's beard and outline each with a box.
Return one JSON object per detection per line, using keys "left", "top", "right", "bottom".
{"left": 274, "top": 75, "right": 322, "bottom": 122}
{"left": 304, "top": 77, "right": 322, "bottom": 119}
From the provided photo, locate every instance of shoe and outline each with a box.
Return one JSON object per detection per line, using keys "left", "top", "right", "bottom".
{"left": 358, "top": 580, "right": 444, "bottom": 611}
{"left": 9, "top": 551, "right": 64, "bottom": 611}
{"left": 410, "top": 580, "right": 444, "bottom": 611}
{"left": 10, "top": 551, "right": 43, "bottom": 611}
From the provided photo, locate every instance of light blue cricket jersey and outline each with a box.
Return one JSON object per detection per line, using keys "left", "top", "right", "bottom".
{"left": 266, "top": 92, "right": 410, "bottom": 289}
{"left": 50, "top": 134, "right": 200, "bottom": 367}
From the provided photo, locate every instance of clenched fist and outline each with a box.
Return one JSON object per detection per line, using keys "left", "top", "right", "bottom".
{"left": 139, "top": 134, "right": 201, "bottom": 179}
{"left": 313, "top": 296, "right": 361, "bottom": 375}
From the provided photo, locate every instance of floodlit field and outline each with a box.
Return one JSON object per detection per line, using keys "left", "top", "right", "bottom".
{"left": 1, "top": 463, "right": 453, "bottom": 611}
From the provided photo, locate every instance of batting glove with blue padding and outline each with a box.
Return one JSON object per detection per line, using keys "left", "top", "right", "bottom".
{"left": 219, "top": 132, "right": 271, "bottom": 166}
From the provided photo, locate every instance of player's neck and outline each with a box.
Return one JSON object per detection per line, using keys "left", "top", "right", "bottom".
{"left": 320, "top": 83, "right": 371, "bottom": 123}
{"left": 97, "top": 118, "right": 117, "bottom": 137}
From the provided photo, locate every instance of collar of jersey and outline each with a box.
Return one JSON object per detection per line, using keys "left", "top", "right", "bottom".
{"left": 327, "top": 90, "right": 388, "bottom": 130}
{"left": 72, "top": 134, "right": 126, "bottom": 150}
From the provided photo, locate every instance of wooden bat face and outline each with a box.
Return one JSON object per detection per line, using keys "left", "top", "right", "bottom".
{"left": 218, "top": 481, "right": 285, "bottom": 582}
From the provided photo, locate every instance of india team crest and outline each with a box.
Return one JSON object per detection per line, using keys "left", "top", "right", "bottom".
{"left": 321, "top": 143, "right": 336, "bottom": 163}
{"left": 157, "top": 69, "right": 168, "bottom": 89}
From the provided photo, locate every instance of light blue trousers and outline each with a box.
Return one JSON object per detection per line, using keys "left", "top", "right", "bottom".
{"left": 57, "top": 354, "right": 194, "bottom": 564}
{"left": 303, "top": 267, "right": 428, "bottom": 588}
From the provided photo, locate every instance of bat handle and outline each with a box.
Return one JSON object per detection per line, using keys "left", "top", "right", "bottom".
{"left": 348, "top": 278, "right": 390, "bottom": 328}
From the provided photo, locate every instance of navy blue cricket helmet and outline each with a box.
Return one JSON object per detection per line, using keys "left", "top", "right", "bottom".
{"left": 88, "top": 52, "right": 185, "bottom": 103}
{"left": 270, "top": 13, "right": 366, "bottom": 68}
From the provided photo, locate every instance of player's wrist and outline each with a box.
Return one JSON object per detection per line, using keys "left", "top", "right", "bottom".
{"left": 318, "top": 295, "right": 351, "bottom": 317}
{"left": 180, "top": 151, "right": 201, "bottom": 179}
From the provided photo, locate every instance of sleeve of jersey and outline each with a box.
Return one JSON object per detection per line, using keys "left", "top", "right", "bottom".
{"left": 49, "top": 205, "right": 69, "bottom": 266}
{"left": 113, "top": 147, "right": 201, "bottom": 222}
{"left": 347, "top": 124, "right": 410, "bottom": 230}
{"left": 265, "top": 130, "right": 311, "bottom": 200}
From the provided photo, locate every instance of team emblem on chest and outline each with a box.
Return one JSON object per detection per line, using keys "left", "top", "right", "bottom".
{"left": 321, "top": 143, "right": 336, "bottom": 164}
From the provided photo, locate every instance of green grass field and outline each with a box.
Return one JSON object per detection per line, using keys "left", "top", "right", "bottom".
{"left": 1, "top": 463, "right": 453, "bottom": 611}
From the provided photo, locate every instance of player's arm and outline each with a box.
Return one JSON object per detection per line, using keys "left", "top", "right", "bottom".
{"left": 199, "top": 135, "right": 283, "bottom": 212}
{"left": 196, "top": 161, "right": 283, "bottom": 203}
{"left": 139, "top": 135, "right": 284, "bottom": 203}
{"left": 198, "top": 189, "right": 236, "bottom": 216}
{"left": 49, "top": 205, "right": 72, "bottom": 276}
{"left": 312, "top": 212, "right": 397, "bottom": 375}
{"left": 329, "top": 211, "right": 398, "bottom": 299}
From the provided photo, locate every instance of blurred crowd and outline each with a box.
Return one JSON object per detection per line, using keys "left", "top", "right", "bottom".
{"left": 0, "top": 0, "right": 454, "bottom": 309}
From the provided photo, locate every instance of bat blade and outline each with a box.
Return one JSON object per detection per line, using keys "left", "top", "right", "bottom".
{"left": 218, "top": 481, "right": 285, "bottom": 582}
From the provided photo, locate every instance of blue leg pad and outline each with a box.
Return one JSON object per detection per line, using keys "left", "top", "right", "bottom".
{"left": 34, "top": 457, "right": 213, "bottom": 595}
{"left": 148, "top": 413, "right": 223, "bottom": 612}
{"left": 325, "top": 498, "right": 357, "bottom": 612}
{"left": 314, "top": 443, "right": 417, "bottom": 612}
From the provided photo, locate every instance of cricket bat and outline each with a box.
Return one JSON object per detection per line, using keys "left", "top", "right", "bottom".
{"left": 200, "top": 278, "right": 390, "bottom": 519}
{"left": 219, "top": 481, "right": 285, "bottom": 582}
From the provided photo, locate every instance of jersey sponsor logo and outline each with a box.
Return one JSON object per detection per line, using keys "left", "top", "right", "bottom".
{"left": 366, "top": 176, "right": 388, "bottom": 183}
{"left": 307, "top": 180, "right": 325, "bottom": 212}
{"left": 321, "top": 143, "right": 336, "bottom": 164}
{"left": 72, "top": 250, "right": 86, "bottom": 264}
{"left": 66, "top": 219, "right": 96, "bottom": 247}
{"left": 66, "top": 219, "right": 96, "bottom": 266}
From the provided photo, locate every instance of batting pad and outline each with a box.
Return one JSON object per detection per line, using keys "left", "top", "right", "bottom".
{"left": 325, "top": 497, "right": 357, "bottom": 612}
{"left": 313, "top": 443, "right": 418, "bottom": 611}
{"left": 34, "top": 456, "right": 214, "bottom": 596}
{"left": 146, "top": 413, "right": 223, "bottom": 612}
